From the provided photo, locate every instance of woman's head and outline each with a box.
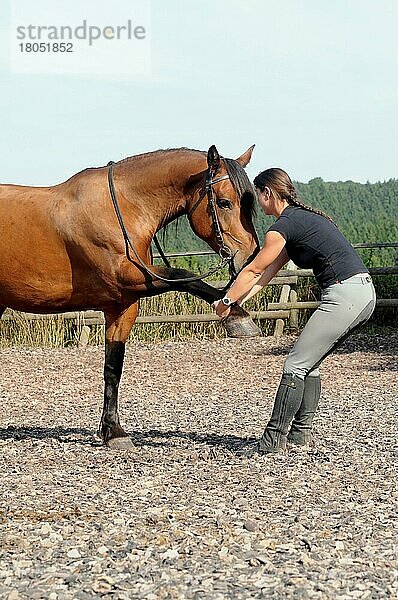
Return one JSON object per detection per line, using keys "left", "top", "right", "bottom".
{"left": 253, "top": 168, "right": 295, "bottom": 216}
{"left": 253, "top": 167, "right": 333, "bottom": 222}
{"left": 254, "top": 168, "right": 297, "bottom": 201}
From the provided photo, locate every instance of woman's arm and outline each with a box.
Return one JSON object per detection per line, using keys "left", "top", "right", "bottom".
{"left": 237, "top": 246, "right": 289, "bottom": 305}
{"left": 214, "top": 231, "right": 287, "bottom": 318}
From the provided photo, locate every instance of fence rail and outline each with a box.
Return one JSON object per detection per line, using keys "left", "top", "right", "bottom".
{"left": 2, "top": 260, "right": 397, "bottom": 342}
{"left": 152, "top": 242, "right": 398, "bottom": 260}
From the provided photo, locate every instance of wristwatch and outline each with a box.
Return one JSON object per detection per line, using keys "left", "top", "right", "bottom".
{"left": 221, "top": 296, "right": 235, "bottom": 307}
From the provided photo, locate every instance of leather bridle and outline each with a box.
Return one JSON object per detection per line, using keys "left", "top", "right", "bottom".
{"left": 107, "top": 161, "right": 238, "bottom": 284}
{"left": 187, "top": 171, "right": 235, "bottom": 260}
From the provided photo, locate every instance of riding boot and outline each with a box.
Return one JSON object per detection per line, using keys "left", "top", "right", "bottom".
{"left": 287, "top": 375, "right": 321, "bottom": 446}
{"left": 257, "top": 373, "right": 305, "bottom": 454}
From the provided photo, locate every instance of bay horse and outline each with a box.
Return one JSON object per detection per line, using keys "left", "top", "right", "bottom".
{"left": 0, "top": 144, "right": 260, "bottom": 448}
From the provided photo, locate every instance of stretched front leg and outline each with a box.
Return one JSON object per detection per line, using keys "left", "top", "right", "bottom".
{"left": 99, "top": 302, "right": 139, "bottom": 449}
{"left": 130, "top": 264, "right": 261, "bottom": 338}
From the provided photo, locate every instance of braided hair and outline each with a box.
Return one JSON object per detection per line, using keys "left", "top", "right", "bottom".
{"left": 253, "top": 168, "right": 333, "bottom": 222}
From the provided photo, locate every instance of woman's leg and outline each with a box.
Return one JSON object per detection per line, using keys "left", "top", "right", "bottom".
{"left": 287, "top": 369, "right": 321, "bottom": 446}
{"left": 258, "top": 372, "right": 305, "bottom": 453}
{"left": 257, "top": 278, "right": 376, "bottom": 453}
{"left": 283, "top": 278, "right": 376, "bottom": 379}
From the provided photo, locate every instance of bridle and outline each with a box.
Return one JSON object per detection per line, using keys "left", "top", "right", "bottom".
{"left": 107, "top": 161, "right": 238, "bottom": 284}
{"left": 187, "top": 171, "right": 236, "bottom": 260}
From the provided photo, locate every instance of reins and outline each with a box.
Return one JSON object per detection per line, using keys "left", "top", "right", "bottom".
{"left": 107, "top": 161, "right": 236, "bottom": 284}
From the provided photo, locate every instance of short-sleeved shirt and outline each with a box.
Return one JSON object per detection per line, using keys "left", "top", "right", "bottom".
{"left": 268, "top": 206, "right": 368, "bottom": 289}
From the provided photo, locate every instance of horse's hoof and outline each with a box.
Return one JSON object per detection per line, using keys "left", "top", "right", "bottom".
{"left": 107, "top": 436, "right": 134, "bottom": 450}
{"left": 223, "top": 315, "right": 261, "bottom": 338}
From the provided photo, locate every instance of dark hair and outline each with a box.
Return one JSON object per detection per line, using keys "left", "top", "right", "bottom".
{"left": 253, "top": 168, "right": 333, "bottom": 222}
{"left": 224, "top": 157, "right": 256, "bottom": 220}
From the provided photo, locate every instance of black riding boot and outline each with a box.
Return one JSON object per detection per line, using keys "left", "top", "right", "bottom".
{"left": 257, "top": 373, "right": 305, "bottom": 454}
{"left": 287, "top": 375, "right": 321, "bottom": 446}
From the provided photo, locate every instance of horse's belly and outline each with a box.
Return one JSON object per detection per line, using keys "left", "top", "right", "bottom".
{"left": 0, "top": 246, "right": 117, "bottom": 313}
{"left": 0, "top": 257, "right": 119, "bottom": 312}
{"left": 0, "top": 261, "right": 72, "bottom": 311}
{"left": 0, "top": 193, "right": 123, "bottom": 312}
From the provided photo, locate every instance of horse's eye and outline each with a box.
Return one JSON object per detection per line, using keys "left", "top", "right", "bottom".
{"left": 216, "top": 198, "right": 233, "bottom": 210}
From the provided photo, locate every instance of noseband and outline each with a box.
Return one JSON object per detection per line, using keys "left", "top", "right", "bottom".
{"left": 106, "top": 162, "right": 238, "bottom": 284}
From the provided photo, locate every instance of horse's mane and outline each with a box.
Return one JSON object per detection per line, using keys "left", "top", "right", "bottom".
{"left": 223, "top": 157, "right": 256, "bottom": 221}
{"left": 65, "top": 148, "right": 205, "bottom": 182}
{"left": 117, "top": 147, "right": 206, "bottom": 166}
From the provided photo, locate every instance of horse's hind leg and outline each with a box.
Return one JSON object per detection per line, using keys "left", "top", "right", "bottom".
{"left": 99, "top": 302, "right": 139, "bottom": 449}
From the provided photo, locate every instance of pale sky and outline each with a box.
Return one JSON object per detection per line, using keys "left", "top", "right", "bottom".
{"left": 0, "top": 0, "right": 397, "bottom": 186}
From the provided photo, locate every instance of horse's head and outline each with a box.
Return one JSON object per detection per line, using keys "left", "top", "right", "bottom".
{"left": 186, "top": 145, "right": 260, "bottom": 277}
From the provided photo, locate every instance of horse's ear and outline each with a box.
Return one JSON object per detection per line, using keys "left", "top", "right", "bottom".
{"left": 207, "top": 145, "right": 221, "bottom": 174}
{"left": 236, "top": 144, "right": 255, "bottom": 167}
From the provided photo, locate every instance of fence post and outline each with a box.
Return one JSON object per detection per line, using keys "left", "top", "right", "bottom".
{"left": 79, "top": 325, "right": 91, "bottom": 348}
{"left": 289, "top": 289, "right": 299, "bottom": 331}
{"left": 287, "top": 261, "right": 299, "bottom": 332}
{"left": 274, "top": 284, "right": 291, "bottom": 337}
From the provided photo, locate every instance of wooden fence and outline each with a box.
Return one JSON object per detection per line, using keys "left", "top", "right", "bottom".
{"left": 1, "top": 242, "right": 397, "bottom": 343}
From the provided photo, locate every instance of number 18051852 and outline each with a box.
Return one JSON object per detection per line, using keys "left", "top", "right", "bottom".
{"left": 19, "top": 43, "right": 73, "bottom": 52}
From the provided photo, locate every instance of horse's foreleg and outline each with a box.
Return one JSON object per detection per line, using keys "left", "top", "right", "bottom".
{"left": 141, "top": 266, "right": 261, "bottom": 338}
{"left": 132, "top": 265, "right": 222, "bottom": 303}
{"left": 99, "top": 302, "right": 139, "bottom": 449}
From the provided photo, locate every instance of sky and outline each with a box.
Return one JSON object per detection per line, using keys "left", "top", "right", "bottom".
{"left": 0, "top": 0, "right": 397, "bottom": 186}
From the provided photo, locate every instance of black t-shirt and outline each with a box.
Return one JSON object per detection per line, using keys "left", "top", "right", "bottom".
{"left": 268, "top": 206, "right": 368, "bottom": 288}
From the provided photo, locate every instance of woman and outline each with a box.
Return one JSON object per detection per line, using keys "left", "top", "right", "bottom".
{"left": 214, "top": 168, "right": 376, "bottom": 455}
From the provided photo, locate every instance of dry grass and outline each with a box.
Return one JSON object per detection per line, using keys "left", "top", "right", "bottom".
{"left": 0, "top": 286, "right": 285, "bottom": 348}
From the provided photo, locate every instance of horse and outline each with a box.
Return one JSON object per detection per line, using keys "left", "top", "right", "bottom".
{"left": 0, "top": 144, "right": 260, "bottom": 448}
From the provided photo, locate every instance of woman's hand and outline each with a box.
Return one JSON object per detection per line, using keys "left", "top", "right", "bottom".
{"left": 213, "top": 300, "right": 231, "bottom": 319}
{"left": 214, "top": 232, "right": 286, "bottom": 310}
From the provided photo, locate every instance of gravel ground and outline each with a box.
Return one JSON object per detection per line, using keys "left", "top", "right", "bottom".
{"left": 0, "top": 333, "right": 397, "bottom": 600}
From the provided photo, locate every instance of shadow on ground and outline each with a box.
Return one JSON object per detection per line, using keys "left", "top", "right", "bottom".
{"left": 0, "top": 425, "right": 255, "bottom": 452}
{"left": 0, "top": 425, "right": 94, "bottom": 445}
{"left": 131, "top": 429, "right": 256, "bottom": 452}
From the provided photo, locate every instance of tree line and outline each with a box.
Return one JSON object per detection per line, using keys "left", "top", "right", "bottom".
{"left": 159, "top": 178, "right": 397, "bottom": 268}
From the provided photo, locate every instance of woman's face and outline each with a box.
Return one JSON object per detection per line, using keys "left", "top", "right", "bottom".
{"left": 256, "top": 186, "right": 274, "bottom": 215}
{"left": 256, "top": 186, "right": 289, "bottom": 218}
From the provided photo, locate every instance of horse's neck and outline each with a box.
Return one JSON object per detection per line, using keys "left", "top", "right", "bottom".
{"left": 119, "top": 153, "right": 206, "bottom": 231}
